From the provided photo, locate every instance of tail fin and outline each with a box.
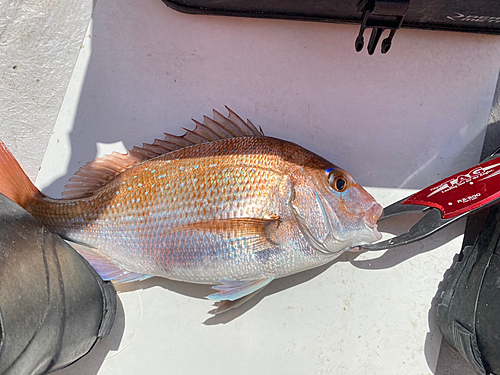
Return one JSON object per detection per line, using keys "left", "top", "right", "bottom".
{"left": 0, "top": 140, "right": 43, "bottom": 207}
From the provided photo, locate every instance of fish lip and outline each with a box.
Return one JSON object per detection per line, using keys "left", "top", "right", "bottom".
{"left": 365, "top": 202, "right": 383, "bottom": 226}
{"left": 372, "top": 224, "right": 383, "bottom": 240}
{"left": 359, "top": 223, "right": 383, "bottom": 243}
{"left": 337, "top": 221, "right": 382, "bottom": 250}
{"left": 360, "top": 202, "right": 383, "bottom": 242}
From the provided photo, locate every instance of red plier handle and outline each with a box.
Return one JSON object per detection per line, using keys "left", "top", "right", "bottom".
{"left": 362, "top": 148, "right": 500, "bottom": 251}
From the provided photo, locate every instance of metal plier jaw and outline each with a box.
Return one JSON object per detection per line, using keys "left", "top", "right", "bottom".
{"left": 362, "top": 149, "right": 500, "bottom": 251}
{"left": 362, "top": 199, "right": 470, "bottom": 251}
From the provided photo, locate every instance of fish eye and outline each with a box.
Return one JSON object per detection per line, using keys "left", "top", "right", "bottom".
{"left": 327, "top": 169, "right": 349, "bottom": 192}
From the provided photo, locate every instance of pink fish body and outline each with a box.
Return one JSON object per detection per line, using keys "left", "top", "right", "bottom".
{"left": 0, "top": 109, "right": 382, "bottom": 313}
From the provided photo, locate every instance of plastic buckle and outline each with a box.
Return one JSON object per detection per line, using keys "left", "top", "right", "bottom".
{"left": 355, "top": 0, "right": 410, "bottom": 54}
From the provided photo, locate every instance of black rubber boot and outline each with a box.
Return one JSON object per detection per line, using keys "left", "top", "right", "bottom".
{"left": 437, "top": 204, "right": 500, "bottom": 375}
{"left": 0, "top": 194, "right": 117, "bottom": 375}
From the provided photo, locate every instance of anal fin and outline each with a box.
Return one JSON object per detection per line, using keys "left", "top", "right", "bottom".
{"left": 67, "top": 241, "right": 151, "bottom": 283}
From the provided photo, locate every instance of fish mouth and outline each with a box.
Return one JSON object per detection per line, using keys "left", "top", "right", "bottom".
{"left": 362, "top": 203, "right": 383, "bottom": 241}
{"left": 365, "top": 203, "right": 383, "bottom": 228}
{"left": 356, "top": 221, "right": 382, "bottom": 244}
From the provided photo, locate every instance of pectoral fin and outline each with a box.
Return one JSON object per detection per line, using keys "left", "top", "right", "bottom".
{"left": 209, "top": 289, "right": 265, "bottom": 315}
{"left": 171, "top": 217, "right": 281, "bottom": 253}
{"left": 207, "top": 278, "right": 274, "bottom": 314}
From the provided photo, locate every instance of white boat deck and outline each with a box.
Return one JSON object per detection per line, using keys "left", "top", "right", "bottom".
{"left": 2, "top": 0, "right": 500, "bottom": 374}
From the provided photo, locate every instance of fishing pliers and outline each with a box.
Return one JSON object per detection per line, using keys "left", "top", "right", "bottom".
{"left": 362, "top": 148, "right": 500, "bottom": 251}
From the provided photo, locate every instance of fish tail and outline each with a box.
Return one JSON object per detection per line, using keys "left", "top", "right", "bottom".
{"left": 0, "top": 140, "right": 44, "bottom": 208}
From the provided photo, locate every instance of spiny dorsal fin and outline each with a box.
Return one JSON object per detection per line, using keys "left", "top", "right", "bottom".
{"left": 61, "top": 108, "right": 264, "bottom": 199}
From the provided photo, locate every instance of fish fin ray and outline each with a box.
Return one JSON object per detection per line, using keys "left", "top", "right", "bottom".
{"left": 0, "top": 140, "right": 44, "bottom": 207}
{"left": 225, "top": 106, "right": 259, "bottom": 136}
{"left": 207, "top": 278, "right": 273, "bottom": 303}
{"left": 190, "top": 119, "right": 221, "bottom": 141}
{"left": 62, "top": 108, "right": 263, "bottom": 199}
{"left": 246, "top": 118, "right": 263, "bottom": 136}
{"left": 67, "top": 241, "right": 151, "bottom": 283}
{"left": 170, "top": 217, "right": 280, "bottom": 252}
{"left": 209, "top": 288, "right": 266, "bottom": 314}
{"left": 181, "top": 126, "right": 211, "bottom": 144}
{"left": 62, "top": 151, "right": 145, "bottom": 199}
{"left": 212, "top": 110, "right": 242, "bottom": 136}
{"left": 216, "top": 108, "right": 265, "bottom": 137}
{"left": 202, "top": 115, "right": 233, "bottom": 138}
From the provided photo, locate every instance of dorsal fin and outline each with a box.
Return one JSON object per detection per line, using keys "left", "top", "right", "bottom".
{"left": 61, "top": 108, "right": 264, "bottom": 199}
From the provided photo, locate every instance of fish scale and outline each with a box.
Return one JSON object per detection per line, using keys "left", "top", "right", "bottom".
{"left": 0, "top": 109, "right": 382, "bottom": 313}
{"left": 28, "top": 138, "right": 289, "bottom": 279}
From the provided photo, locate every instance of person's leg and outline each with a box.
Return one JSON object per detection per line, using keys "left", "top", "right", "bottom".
{"left": 0, "top": 194, "right": 116, "bottom": 375}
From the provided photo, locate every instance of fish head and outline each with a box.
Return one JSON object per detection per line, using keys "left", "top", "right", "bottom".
{"left": 289, "top": 165, "right": 382, "bottom": 256}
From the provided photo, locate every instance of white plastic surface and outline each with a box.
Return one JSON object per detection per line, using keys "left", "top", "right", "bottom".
{"left": 4, "top": 0, "right": 500, "bottom": 374}
{"left": 0, "top": 0, "right": 93, "bottom": 180}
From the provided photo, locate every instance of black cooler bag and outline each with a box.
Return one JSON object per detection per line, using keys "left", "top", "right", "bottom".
{"left": 161, "top": 0, "right": 500, "bottom": 54}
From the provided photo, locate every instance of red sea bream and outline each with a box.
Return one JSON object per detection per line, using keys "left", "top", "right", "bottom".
{"left": 0, "top": 109, "right": 382, "bottom": 313}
